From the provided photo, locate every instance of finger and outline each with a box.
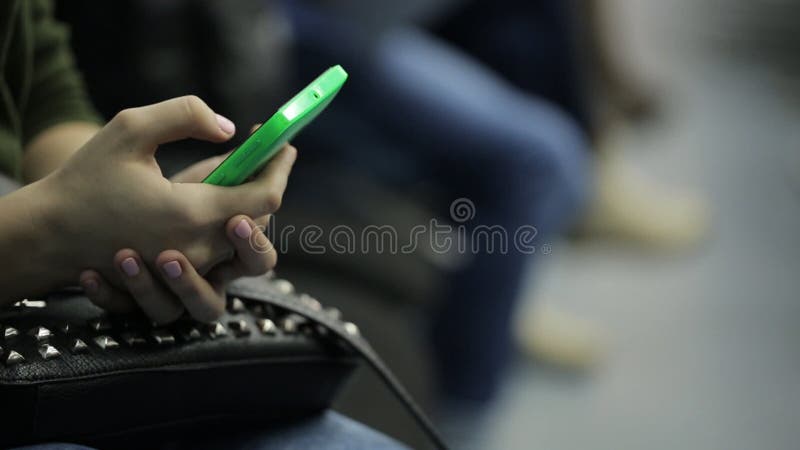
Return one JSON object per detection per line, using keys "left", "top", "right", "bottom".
{"left": 79, "top": 269, "right": 138, "bottom": 314}
{"left": 170, "top": 122, "right": 260, "bottom": 184}
{"left": 155, "top": 250, "right": 226, "bottom": 323}
{"left": 221, "top": 144, "right": 297, "bottom": 217}
{"left": 114, "top": 249, "right": 185, "bottom": 324}
{"left": 254, "top": 214, "right": 269, "bottom": 229}
{"left": 206, "top": 217, "right": 278, "bottom": 288}
{"left": 226, "top": 215, "right": 278, "bottom": 277}
{"left": 108, "top": 96, "right": 235, "bottom": 156}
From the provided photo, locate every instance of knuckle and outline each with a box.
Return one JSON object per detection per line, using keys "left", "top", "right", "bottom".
{"left": 111, "top": 108, "right": 142, "bottom": 135}
{"left": 263, "top": 192, "right": 282, "bottom": 213}
{"left": 246, "top": 240, "right": 277, "bottom": 275}
{"left": 181, "top": 95, "right": 207, "bottom": 123}
{"left": 264, "top": 250, "right": 278, "bottom": 272}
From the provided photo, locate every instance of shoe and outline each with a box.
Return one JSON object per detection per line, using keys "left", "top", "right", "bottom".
{"left": 515, "top": 303, "right": 605, "bottom": 372}
{"left": 578, "top": 139, "right": 711, "bottom": 250}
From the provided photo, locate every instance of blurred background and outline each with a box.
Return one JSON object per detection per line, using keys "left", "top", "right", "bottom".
{"left": 57, "top": 0, "right": 800, "bottom": 449}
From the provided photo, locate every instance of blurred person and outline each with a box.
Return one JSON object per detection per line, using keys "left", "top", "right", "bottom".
{"left": 434, "top": 0, "right": 710, "bottom": 250}
{"left": 284, "top": 0, "right": 594, "bottom": 419}
{"left": 0, "top": 1, "right": 407, "bottom": 448}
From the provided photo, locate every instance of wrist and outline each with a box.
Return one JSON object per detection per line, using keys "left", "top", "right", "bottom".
{"left": 0, "top": 175, "right": 76, "bottom": 303}
{"left": 32, "top": 174, "right": 78, "bottom": 285}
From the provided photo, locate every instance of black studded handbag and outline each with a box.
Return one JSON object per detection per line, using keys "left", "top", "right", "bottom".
{"left": 0, "top": 274, "right": 446, "bottom": 449}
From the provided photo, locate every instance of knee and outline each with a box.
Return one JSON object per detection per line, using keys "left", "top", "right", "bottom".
{"left": 493, "top": 109, "right": 593, "bottom": 232}
{"left": 537, "top": 114, "right": 593, "bottom": 224}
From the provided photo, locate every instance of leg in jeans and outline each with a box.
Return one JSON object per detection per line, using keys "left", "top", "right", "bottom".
{"left": 286, "top": 4, "right": 591, "bottom": 403}
{"left": 434, "top": 0, "right": 593, "bottom": 133}
{"left": 13, "top": 412, "right": 408, "bottom": 450}
{"left": 365, "top": 28, "right": 591, "bottom": 402}
{"left": 175, "top": 411, "right": 409, "bottom": 450}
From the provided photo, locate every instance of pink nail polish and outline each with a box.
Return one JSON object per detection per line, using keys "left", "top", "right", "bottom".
{"left": 216, "top": 113, "right": 236, "bottom": 135}
{"left": 121, "top": 257, "right": 140, "bottom": 277}
{"left": 162, "top": 261, "right": 183, "bottom": 279}
{"left": 235, "top": 219, "right": 252, "bottom": 239}
{"left": 83, "top": 278, "right": 98, "bottom": 294}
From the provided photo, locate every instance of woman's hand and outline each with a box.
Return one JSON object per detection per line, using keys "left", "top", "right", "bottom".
{"left": 40, "top": 96, "right": 295, "bottom": 306}
{"left": 78, "top": 214, "right": 276, "bottom": 323}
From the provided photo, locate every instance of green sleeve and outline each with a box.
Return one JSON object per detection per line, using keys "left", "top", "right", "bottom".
{"left": 21, "top": 0, "right": 103, "bottom": 146}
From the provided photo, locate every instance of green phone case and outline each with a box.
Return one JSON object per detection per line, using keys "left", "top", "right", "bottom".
{"left": 203, "top": 65, "right": 348, "bottom": 186}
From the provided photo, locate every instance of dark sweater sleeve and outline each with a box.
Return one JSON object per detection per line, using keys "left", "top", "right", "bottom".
{"left": 21, "top": 0, "right": 102, "bottom": 146}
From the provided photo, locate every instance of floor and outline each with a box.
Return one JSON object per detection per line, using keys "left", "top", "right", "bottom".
{"left": 484, "top": 2, "right": 800, "bottom": 449}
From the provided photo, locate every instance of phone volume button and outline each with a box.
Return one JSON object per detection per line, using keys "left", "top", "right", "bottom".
{"left": 235, "top": 141, "right": 259, "bottom": 167}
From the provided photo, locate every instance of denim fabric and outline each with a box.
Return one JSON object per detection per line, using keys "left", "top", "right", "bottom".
{"left": 287, "top": 1, "right": 592, "bottom": 403}
{"left": 14, "top": 411, "right": 408, "bottom": 450}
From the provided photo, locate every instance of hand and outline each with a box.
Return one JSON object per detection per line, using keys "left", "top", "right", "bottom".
{"left": 169, "top": 123, "right": 270, "bottom": 232}
{"left": 169, "top": 122, "right": 262, "bottom": 184}
{"left": 79, "top": 214, "right": 276, "bottom": 323}
{"left": 41, "top": 96, "right": 296, "bottom": 295}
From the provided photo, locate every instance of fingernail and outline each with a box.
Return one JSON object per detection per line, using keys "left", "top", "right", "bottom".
{"left": 216, "top": 113, "right": 235, "bottom": 135}
{"left": 121, "top": 257, "right": 140, "bottom": 277}
{"left": 235, "top": 219, "right": 252, "bottom": 239}
{"left": 162, "top": 260, "right": 182, "bottom": 279}
{"left": 83, "top": 278, "right": 98, "bottom": 294}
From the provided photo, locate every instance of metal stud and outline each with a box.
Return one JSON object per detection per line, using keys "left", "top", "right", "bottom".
{"left": 280, "top": 315, "right": 306, "bottom": 334}
{"left": 256, "top": 318, "right": 277, "bottom": 335}
{"left": 229, "top": 297, "right": 246, "bottom": 313}
{"left": 151, "top": 330, "right": 176, "bottom": 345}
{"left": 21, "top": 299, "right": 47, "bottom": 308}
{"left": 121, "top": 332, "right": 147, "bottom": 347}
{"left": 94, "top": 335, "right": 119, "bottom": 349}
{"left": 28, "top": 327, "right": 52, "bottom": 342}
{"left": 229, "top": 320, "right": 251, "bottom": 337}
{"left": 271, "top": 279, "right": 295, "bottom": 295}
{"left": 87, "top": 318, "right": 112, "bottom": 332}
{"left": 60, "top": 324, "right": 72, "bottom": 334}
{"left": 0, "top": 346, "right": 3, "bottom": 357}
{"left": 299, "top": 294, "right": 322, "bottom": 311}
{"left": 207, "top": 322, "right": 227, "bottom": 339}
{"left": 324, "top": 307, "right": 342, "bottom": 321}
{"left": 342, "top": 322, "right": 360, "bottom": 336}
{"left": 4, "top": 327, "right": 19, "bottom": 339}
{"left": 70, "top": 339, "right": 88, "bottom": 354}
{"left": 182, "top": 327, "right": 202, "bottom": 341}
{"left": 6, "top": 350, "right": 24, "bottom": 365}
{"left": 38, "top": 344, "right": 61, "bottom": 360}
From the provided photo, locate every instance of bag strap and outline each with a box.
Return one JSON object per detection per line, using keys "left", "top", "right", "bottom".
{"left": 228, "top": 279, "right": 448, "bottom": 450}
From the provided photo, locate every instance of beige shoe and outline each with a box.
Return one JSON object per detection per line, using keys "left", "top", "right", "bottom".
{"left": 578, "top": 143, "right": 711, "bottom": 250}
{"left": 516, "top": 303, "right": 605, "bottom": 371}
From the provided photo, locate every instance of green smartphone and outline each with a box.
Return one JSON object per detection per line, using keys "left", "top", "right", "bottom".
{"left": 203, "top": 65, "right": 348, "bottom": 186}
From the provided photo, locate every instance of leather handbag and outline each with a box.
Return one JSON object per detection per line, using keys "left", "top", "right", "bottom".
{"left": 0, "top": 273, "right": 446, "bottom": 449}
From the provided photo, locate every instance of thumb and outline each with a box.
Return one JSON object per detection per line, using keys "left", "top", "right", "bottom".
{"left": 108, "top": 96, "right": 236, "bottom": 156}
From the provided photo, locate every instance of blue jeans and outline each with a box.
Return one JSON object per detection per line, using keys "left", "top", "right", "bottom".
{"left": 287, "top": 2, "right": 591, "bottom": 403}
{"left": 13, "top": 411, "right": 407, "bottom": 450}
